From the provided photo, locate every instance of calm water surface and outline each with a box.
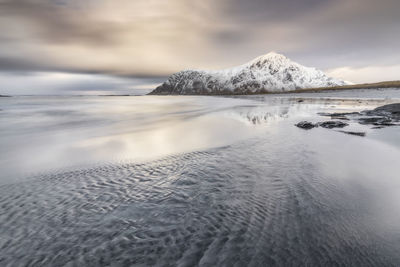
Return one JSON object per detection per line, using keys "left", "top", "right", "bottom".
{"left": 1, "top": 89, "right": 400, "bottom": 266}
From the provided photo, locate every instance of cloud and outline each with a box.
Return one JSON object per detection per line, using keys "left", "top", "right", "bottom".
{"left": 0, "top": 0, "right": 399, "bottom": 83}
{"left": 0, "top": 0, "right": 223, "bottom": 75}
{"left": 327, "top": 65, "right": 400, "bottom": 84}
{"left": 0, "top": 72, "right": 163, "bottom": 95}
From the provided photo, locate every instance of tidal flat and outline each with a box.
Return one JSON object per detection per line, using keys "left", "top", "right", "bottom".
{"left": 0, "top": 88, "right": 400, "bottom": 266}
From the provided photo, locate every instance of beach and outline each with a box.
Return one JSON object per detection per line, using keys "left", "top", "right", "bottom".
{"left": 1, "top": 88, "right": 400, "bottom": 266}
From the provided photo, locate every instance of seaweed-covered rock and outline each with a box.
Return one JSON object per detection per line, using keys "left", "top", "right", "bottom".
{"left": 296, "top": 120, "right": 348, "bottom": 130}
{"left": 295, "top": 121, "right": 316, "bottom": 130}
{"left": 358, "top": 117, "right": 395, "bottom": 126}
{"left": 373, "top": 103, "right": 400, "bottom": 114}
{"left": 317, "top": 103, "right": 400, "bottom": 129}
{"left": 317, "top": 121, "right": 348, "bottom": 129}
{"left": 317, "top": 112, "right": 359, "bottom": 121}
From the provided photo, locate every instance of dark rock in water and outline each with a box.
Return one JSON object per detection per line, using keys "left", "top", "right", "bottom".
{"left": 318, "top": 112, "right": 360, "bottom": 117}
{"left": 339, "top": 131, "right": 366, "bottom": 137}
{"left": 358, "top": 117, "right": 383, "bottom": 124}
{"left": 332, "top": 116, "right": 349, "bottom": 120}
{"left": 356, "top": 104, "right": 400, "bottom": 127}
{"left": 297, "top": 103, "right": 400, "bottom": 132}
{"left": 296, "top": 120, "right": 348, "bottom": 130}
{"left": 317, "top": 112, "right": 359, "bottom": 121}
{"left": 375, "top": 122, "right": 396, "bottom": 126}
{"left": 359, "top": 117, "right": 387, "bottom": 124}
{"left": 303, "top": 103, "right": 400, "bottom": 133}
{"left": 317, "top": 121, "right": 348, "bottom": 129}
{"left": 295, "top": 121, "right": 316, "bottom": 130}
{"left": 363, "top": 103, "right": 400, "bottom": 118}
{"left": 373, "top": 103, "right": 400, "bottom": 114}
{"left": 358, "top": 117, "right": 397, "bottom": 126}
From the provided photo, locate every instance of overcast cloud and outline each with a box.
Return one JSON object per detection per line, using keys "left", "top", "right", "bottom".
{"left": 0, "top": 0, "right": 399, "bottom": 93}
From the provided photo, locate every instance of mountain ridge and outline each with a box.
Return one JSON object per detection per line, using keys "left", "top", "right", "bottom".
{"left": 149, "top": 52, "right": 347, "bottom": 95}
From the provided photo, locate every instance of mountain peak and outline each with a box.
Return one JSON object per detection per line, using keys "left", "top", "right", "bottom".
{"left": 265, "top": 51, "right": 286, "bottom": 58}
{"left": 149, "top": 52, "right": 347, "bottom": 95}
{"left": 253, "top": 52, "right": 288, "bottom": 61}
{"left": 247, "top": 52, "right": 292, "bottom": 69}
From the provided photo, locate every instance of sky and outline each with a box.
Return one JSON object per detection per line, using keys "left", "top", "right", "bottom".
{"left": 0, "top": 0, "right": 399, "bottom": 95}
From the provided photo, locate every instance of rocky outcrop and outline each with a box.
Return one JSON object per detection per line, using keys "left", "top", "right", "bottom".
{"left": 295, "top": 121, "right": 317, "bottom": 130}
{"left": 295, "top": 103, "right": 400, "bottom": 137}
{"left": 373, "top": 103, "right": 400, "bottom": 114}
{"left": 295, "top": 121, "right": 348, "bottom": 130}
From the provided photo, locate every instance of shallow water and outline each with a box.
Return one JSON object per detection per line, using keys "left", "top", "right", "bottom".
{"left": 1, "top": 89, "right": 400, "bottom": 266}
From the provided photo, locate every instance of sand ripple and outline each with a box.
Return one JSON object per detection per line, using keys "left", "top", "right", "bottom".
{"left": 1, "top": 138, "right": 400, "bottom": 266}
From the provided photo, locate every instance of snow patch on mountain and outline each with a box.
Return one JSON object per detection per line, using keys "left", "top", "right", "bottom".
{"left": 149, "top": 52, "right": 347, "bottom": 95}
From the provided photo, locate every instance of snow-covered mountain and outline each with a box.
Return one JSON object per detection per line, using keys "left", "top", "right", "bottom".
{"left": 149, "top": 52, "right": 347, "bottom": 95}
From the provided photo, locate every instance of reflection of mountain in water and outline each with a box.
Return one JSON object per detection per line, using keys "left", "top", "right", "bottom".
{"left": 226, "top": 105, "right": 291, "bottom": 125}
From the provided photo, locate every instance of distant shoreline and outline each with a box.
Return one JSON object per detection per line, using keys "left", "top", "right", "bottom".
{"left": 148, "top": 80, "right": 400, "bottom": 96}
{"left": 283, "top": 80, "right": 400, "bottom": 94}
{"left": 2, "top": 81, "right": 399, "bottom": 97}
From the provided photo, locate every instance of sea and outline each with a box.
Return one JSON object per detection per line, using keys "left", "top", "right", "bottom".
{"left": 1, "top": 88, "right": 400, "bottom": 266}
